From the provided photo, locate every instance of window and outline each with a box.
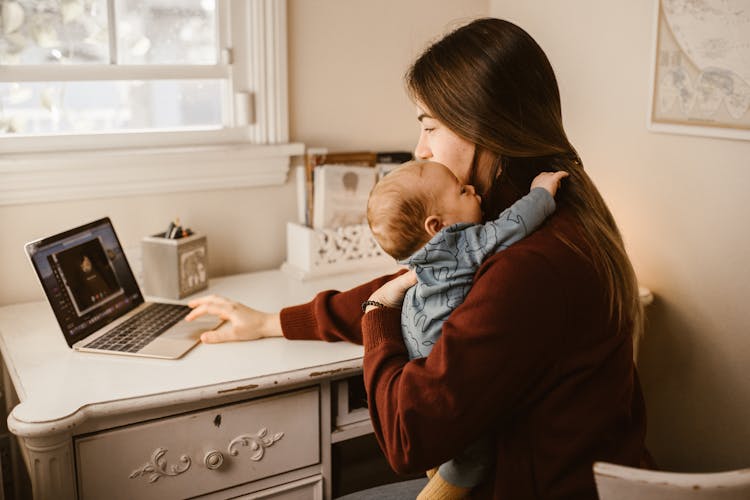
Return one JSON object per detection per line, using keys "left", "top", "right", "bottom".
{"left": 1, "top": 0, "right": 226, "bottom": 136}
{"left": 0, "top": 0, "right": 301, "bottom": 205}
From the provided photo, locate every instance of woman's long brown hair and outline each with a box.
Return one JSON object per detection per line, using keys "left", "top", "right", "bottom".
{"left": 405, "top": 18, "right": 643, "bottom": 340}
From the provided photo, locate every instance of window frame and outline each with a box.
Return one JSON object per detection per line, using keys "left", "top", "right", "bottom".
{"left": 0, "top": 0, "right": 302, "bottom": 206}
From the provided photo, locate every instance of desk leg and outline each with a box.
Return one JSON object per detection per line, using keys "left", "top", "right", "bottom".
{"left": 320, "top": 381, "right": 333, "bottom": 500}
{"left": 21, "top": 434, "right": 75, "bottom": 500}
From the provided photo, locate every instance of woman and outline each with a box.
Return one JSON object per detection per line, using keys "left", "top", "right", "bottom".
{"left": 187, "top": 18, "right": 650, "bottom": 499}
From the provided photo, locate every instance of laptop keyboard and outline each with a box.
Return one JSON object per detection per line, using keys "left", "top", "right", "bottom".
{"left": 84, "top": 303, "right": 191, "bottom": 353}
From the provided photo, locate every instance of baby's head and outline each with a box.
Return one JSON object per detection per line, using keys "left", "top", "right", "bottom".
{"left": 367, "top": 160, "right": 483, "bottom": 260}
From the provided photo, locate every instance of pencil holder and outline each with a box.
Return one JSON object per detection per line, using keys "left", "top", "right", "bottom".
{"left": 282, "top": 222, "right": 395, "bottom": 280}
{"left": 141, "top": 233, "right": 208, "bottom": 299}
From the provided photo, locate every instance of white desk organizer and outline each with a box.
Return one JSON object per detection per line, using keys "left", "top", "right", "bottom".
{"left": 282, "top": 222, "right": 395, "bottom": 280}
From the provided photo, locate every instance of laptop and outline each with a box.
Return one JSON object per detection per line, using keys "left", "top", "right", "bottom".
{"left": 25, "top": 217, "right": 222, "bottom": 359}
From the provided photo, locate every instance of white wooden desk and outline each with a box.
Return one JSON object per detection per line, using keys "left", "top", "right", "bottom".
{"left": 0, "top": 268, "right": 395, "bottom": 500}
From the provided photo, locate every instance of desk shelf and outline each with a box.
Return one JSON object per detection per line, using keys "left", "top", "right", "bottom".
{"left": 332, "top": 375, "right": 372, "bottom": 444}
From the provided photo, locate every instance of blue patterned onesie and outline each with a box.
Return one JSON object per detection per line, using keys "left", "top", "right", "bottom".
{"left": 399, "top": 187, "right": 555, "bottom": 488}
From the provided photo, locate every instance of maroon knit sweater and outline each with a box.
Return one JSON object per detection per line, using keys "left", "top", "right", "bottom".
{"left": 280, "top": 208, "right": 650, "bottom": 499}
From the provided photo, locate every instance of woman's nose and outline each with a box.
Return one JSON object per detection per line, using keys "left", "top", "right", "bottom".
{"left": 414, "top": 135, "right": 431, "bottom": 160}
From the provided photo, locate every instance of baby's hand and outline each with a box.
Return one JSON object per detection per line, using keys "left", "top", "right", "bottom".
{"left": 531, "top": 171, "right": 569, "bottom": 197}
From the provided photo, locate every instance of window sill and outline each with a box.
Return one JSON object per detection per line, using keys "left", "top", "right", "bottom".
{"left": 0, "top": 142, "right": 304, "bottom": 206}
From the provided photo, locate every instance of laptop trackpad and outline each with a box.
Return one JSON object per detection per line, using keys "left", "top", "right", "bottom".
{"left": 161, "top": 316, "right": 223, "bottom": 341}
{"left": 138, "top": 316, "right": 222, "bottom": 358}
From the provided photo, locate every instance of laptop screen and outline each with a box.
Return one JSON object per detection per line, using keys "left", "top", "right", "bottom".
{"left": 25, "top": 217, "right": 144, "bottom": 347}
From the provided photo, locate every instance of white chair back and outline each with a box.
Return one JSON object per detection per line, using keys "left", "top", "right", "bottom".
{"left": 594, "top": 461, "right": 750, "bottom": 500}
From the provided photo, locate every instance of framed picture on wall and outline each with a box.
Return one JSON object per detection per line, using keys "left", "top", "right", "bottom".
{"left": 648, "top": 0, "right": 750, "bottom": 141}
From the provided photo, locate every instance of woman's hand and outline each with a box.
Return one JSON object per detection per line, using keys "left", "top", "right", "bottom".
{"left": 185, "top": 295, "right": 282, "bottom": 343}
{"left": 365, "top": 270, "right": 418, "bottom": 312}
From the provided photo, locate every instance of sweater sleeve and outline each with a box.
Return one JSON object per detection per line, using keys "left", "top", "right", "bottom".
{"left": 362, "top": 246, "right": 565, "bottom": 474}
{"left": 280, "top": 269, "right": 407, "bottom": 343}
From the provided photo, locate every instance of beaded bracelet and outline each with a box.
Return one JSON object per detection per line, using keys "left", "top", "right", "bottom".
{"left": 361, "top": 300, "right": 387, "bottom": 313}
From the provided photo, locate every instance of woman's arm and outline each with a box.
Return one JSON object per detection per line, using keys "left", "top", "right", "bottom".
{"left": 281, "top": 269, "right": 407, "bottom": 344}
{"left": 187, "top": 269, "right": 407, "bottom": 344}
{"left": 361, "top": 248, "right": 565, "bottom": 474}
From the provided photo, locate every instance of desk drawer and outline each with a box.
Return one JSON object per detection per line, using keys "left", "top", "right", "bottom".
{"left": 75, "top": 387, "right": 320, "bottom": 500}
{"left": 235, "top": 475, "right": 323, "bottom": 499}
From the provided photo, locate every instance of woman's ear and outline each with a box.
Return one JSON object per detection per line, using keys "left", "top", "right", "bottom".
{"left": 424, "top": 215, "right": 443, "bottom": 237}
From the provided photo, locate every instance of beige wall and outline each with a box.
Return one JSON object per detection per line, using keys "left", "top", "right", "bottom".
{"left": 288, "top": 0, "right": 488, "bottom": 150}
{"left": 0, "top": 186, "right": 299, "bottom": 305}
{"left": 491, "top": 1, "right": 750, "bottom": 472}
{"left": 0, "top": 0, "right": 489, "bottom": 305}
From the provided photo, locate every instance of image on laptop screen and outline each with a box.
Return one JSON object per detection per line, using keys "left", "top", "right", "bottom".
{"left": 27, "top": 218, "right": 143, "bottom": 345}
{"left": 49, "top": 237, "right": 124, "bottom": 316}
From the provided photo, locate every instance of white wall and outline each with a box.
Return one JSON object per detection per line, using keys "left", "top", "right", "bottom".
{"left": 490, "top": 0, "right": 750, "bottom": 472}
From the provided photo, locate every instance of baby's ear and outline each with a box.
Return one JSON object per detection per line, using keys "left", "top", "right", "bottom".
{"left": 424, "top": 215, "right": 443, "bottom": 237}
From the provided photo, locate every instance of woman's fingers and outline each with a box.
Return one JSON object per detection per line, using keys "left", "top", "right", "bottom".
{"left": 185, "top": 302, "right": 227, "bottom": 321}
{"left": 400, "top": 269, "right": 418, "bottom": 287}
{"left": 200, "top": 325, "right": 236, "bottom": 343}
{"left": 187, "top": 294, "right": 230, "bottom": 308}
{"left": 185, "top": 295, "right": 234, "bottom": 321}
{"left": 370, "top": 270, "right": 418, "bottom": 308}
{"left": 389, "top": 270, "right": 417, "bottom": 297}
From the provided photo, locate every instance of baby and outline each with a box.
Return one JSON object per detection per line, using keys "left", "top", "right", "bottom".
{"left": 367, "top": 160, "right": 567, "bottom": 499}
